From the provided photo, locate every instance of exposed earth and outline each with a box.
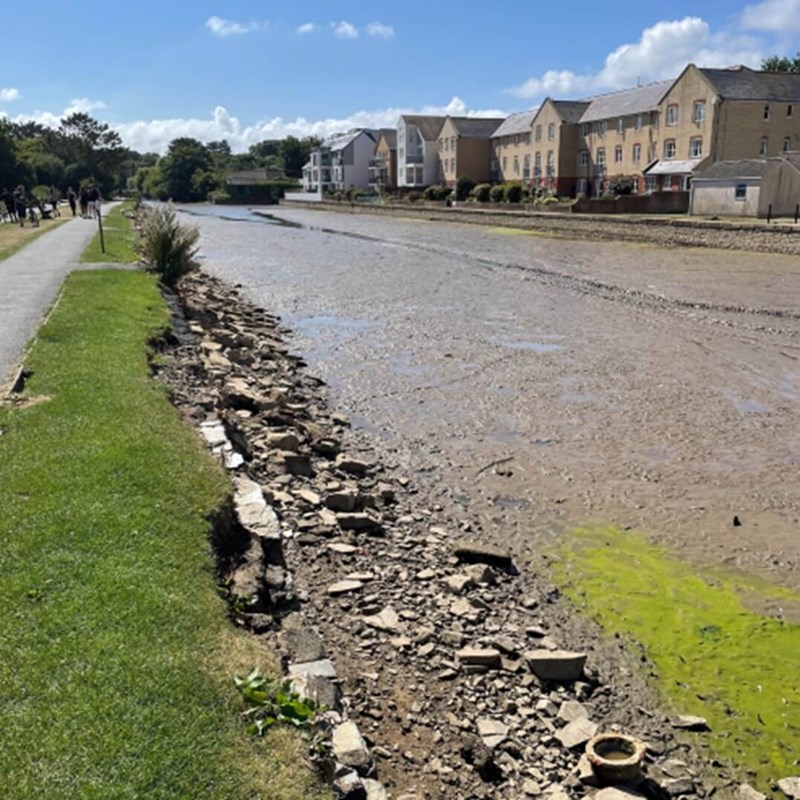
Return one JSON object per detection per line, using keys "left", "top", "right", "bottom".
{"left": 178, "top": 204, "right": 800, "bottom": 596}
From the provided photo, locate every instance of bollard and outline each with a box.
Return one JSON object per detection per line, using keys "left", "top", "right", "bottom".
{"left": 98, "top": 207, "right": 105, "bottom": 253}
{"left": 795, "top": 204, "right": 799, "bottom": 224}
{"left": 767, "top": 204, "right": 772, "bottom": 224}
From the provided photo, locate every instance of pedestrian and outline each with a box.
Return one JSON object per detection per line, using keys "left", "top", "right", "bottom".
{"left": 86, "top": 185, "right": 97, "bottom": 219}
{"left": 13, "top": 185, "right": 26, "bottom": 228}
{"left": 1, "top": 188, "right": 16, "bottom": 223}
{"left": 79, "top": 186, "right": 88, "bottom": 218}
{"left": 67, "top": 186, "right": 77, "bottom": 217}
{"left": 50, "top": 186, "right": 60, "bottom": 217}
{"left": 90, "top": 185, "right": 101, "bottom": 219}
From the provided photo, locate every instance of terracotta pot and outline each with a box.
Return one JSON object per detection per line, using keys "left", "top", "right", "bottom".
{"left": 586, "top": 733, "right": 646, "bottom": 785}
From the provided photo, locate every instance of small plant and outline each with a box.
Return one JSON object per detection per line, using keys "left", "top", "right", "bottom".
{"left": 489, "top": 184, "right": 506, "bottom": 203}
{"left": 455, "top": 176, "right": 477, "bottom": 201}
{"left": 504, "top": 183, "right": 523, "bottom": 203}
{"left": 235, "top": 668, "right": 319, "bottom": 736}
{"left": 472, "top": 183, "right": 491, "bottom": 202}
{"left": 134, "top": 204, "right": 200, "bottom": 288}
{"left": 608, "top": 175, "right": 636, "bottom": 196}
{"left": 407, "top": 190, "right": 424, "bottom": 203}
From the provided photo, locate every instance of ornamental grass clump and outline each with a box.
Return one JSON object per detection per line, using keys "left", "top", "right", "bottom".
{"left": 134, "top": 204, "right": 200, "bottom": 288}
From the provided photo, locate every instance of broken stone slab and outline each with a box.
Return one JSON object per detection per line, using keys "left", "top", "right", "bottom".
{"left": 477, "top": 718, "right": 509, "bottom": 750}
{"left": 556, "top": 717, "right": 598, "bottom": 750}
{"left": 280, "top": 452, "right": 314, "bottom": 477}
{"left": 327, "top": 580, "right": 364, "bottom": 596}
{"left": 284, "top": 624, "right": 326, "bottom": 664}
{"left": 558, "top": 700, "right": 588, "bottom": 723}
{"left": 576, "top": 753, "right": 599, "bottom": 787}
{"left": 336, "top": 513, "right": 383, "bottom": 534}
{"left": 325, "top": 491, "right": 359, "bottom": 512}
{"left": 672, "top": 714, "right": 710, "bottom": 731}
{"left": 443, "top": 574, "right": 474, "bottom": 594}
{"left": 233, "top": 477, "right": 281, "bottom": 540}
{"left": 453, "top": 540, "right": 515, "bottom": 571}
{"left": 456, "top": 647, "right": 501, "bottom": 668}
{"left": 296, "top": 488, "right": 321, "bottom": 506}
{"left": 328, "top": 542, "right": 358, "bottom": 555}
{"left": 266, "top": 431, "right": 300, "bottom": 451}
{"left": 363, "top": 607, "right": 402, "bottom": 633}
{"left": 335, "top": 454, "right": 370, "bottom": 476}
{"left": 525, "top": 649, "right": 587, "bottom": 682}
{"left": 778, "top": 778, "right": 800, "bottom": 800}
{"left": 199, "top": 419, "right": 229, "bottom": 448}
{"left": 288, "top": 658, "right": 337, "bottom": 680}
{"left": 332, "top": 721, "right": 371, "bottom": 770}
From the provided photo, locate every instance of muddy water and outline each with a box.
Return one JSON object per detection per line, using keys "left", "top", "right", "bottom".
{"left": 179, "top": 204, "right": 800, "bottom": 593}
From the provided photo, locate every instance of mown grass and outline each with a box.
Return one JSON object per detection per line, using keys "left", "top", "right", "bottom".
{"left": 80, "top": 200, "right": 137, "bottom": 263}
{"left": 555, "top": 525, "right": 800, "bottom": 793}
{"left": 0, "top": 214, "right": 70, "bottom": 261}
{"left": 0, "top": 270, "right": 328, "bottom": 800}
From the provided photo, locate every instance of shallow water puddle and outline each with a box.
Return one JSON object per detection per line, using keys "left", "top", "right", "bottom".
{"left": 555, "top": 526, "right": 800, "bottom": 790}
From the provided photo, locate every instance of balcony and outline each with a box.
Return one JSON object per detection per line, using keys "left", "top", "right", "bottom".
{"left": 404, "top": 153, "right": 424, "bottom": 165}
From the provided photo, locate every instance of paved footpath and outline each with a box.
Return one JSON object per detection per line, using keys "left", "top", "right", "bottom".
{"left": 0, "top": 209, "right": 121, "bottom": 388}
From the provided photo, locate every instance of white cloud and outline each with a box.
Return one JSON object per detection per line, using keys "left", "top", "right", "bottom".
{"left": 507, "top": 16, "right": 763, "bottom": 99}
{"left": 366, "top": 22, "right": 394, "bottom": 39}
{"left": 0, "top": 87, "right": 20, "bottom": 102}
{"left": 296, "top": 22, "right": 317, "bottom": 35}
{"left": 741, "top": 0, "right": 800, "bottom": 32}
{"left": 65, "top": 97, "right": 108, "bottom": 115}
{"left": 332, "top": 21, "right": 358, "bottom": 39}
{"left": 205, "top": 16, "right": 265, "bottom": 37}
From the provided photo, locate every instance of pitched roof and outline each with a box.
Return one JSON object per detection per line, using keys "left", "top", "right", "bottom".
{"left": 693, "top": 156, "right": 800, "bottom": 179}
{"left": 322, "top": 128, "right": 377, "bottom": 152}
{"left": 579, "top": 80, "right": 674, "bottom": 123}
{"left": 225, "top": 169, "right": 272, "bottom": 185}
{"left": 699, "top": 66, "right": 800, "bottom": 102}
{"left": 377, "top": 128, "right": 397, "bottom": 149}
{"left": 447, "top": 116, "right": 505, "bottom": 138}
{"left": 551, "top": 100, "right": 591, "bottom": 123}
{"left": 400, "top": 114, "right": 447, "bottom": 141}
{"left": 491, "top": 109, "right": 538, "bottom": 138}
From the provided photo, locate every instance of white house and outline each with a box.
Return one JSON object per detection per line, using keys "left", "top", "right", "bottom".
{"left": 396, "top": 115, "right": 446, "bottom": 188}
{"left": 302, "top": 129, "right": 378, "bottom": 193}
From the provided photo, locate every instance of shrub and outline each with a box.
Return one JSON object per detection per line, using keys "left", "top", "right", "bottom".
{"left": 208, "top": 190, "right": 231, "bottom": 204}
{"left": 542, "top": 195, "right": 560, "bottom": 205}
{"left": 472, "top": 183, "right": 491, "bottom": 202}
{"left": 489, "top": 184, "right": 506, "bottom": 203}
{"left": 455, "top": 176, "right": 477, "bottom": 201}
{"left": 424, "top": 185, "right": 441, "bottom": 201}
{"left": 504, "top": 183, "right": 523, "bottom": 203}
{"left": 608, "top": 175, "right": 636, "bottom": 196}
{"left": 134, "top": 204, "right": 200, "bottom": 289}
{"left": 407, "top": 191, "right": 424, "bottom": 203}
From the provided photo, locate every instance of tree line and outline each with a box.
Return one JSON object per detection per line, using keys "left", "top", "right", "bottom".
{"left": 0, "top": 112, "right": 320, "bottom": 201}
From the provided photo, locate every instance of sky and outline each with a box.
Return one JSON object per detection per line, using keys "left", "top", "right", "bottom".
{"left": 1, "top": 0, "right": 799, "bottom": 153}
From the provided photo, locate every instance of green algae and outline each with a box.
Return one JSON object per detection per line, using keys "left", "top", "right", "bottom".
{"left": 554, "top": 526, "right": 800, "bottom": 790}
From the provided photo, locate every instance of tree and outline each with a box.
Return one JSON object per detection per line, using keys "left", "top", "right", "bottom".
{"left": 57, "top": 113, "right": 128, "bottom": 193}
{"left": 159, "top": 137, "right": 213, "bottom": 201}
{"left": 279, "top": 135, "right": 321, "bottom": 178}
{"left": 762, "top": 54, "right": 800, "bottom": 73}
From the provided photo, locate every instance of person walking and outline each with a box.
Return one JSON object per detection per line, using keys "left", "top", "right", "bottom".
{"left": 2, "top": 188, "right": 16, "bottom": 223}
{"left": 13, "top": 185, "right": 26, "bottom": 228}
{"left": 79, "top": 186, "right": 88, "bottom": 218}
{"left": 67, "top": 186, "right": 77, "bottom": 217}
{"left": 50, "top": 186, "right": 61, "bottom": 217}
{"left": 86, "top": 185, "right": 97, "bottom": 219}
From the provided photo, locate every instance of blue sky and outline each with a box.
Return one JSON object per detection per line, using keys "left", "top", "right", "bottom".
{"left": 1, "top": 0, "right": 798, "bottom": 152}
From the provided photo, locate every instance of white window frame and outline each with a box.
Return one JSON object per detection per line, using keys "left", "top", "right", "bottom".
{"left": 548, "top": 123, "right": 555, "bottom": 141}
{"left": 635, "top": 114, "right": 643, "bottom": 131}
{"left": 693, "top": 101, "right": 705, "bottom": 123}
{"left": 735, "top": 183, "right": 747, "bottom": 201}
{"left": 666, "top": 105, "right": 678, "bottom": 126}
{"left": 596, "top": 148, "right": 606, "bottom": 167}
{"left": 614, "top": 145, "right": 623, "bottom": 163}
{"left": 617, "top": 117, "right": 624, "bottom": 134}
{"left": 581, "top": 122, "right": 590, "bottom": 137}
{"left": 578, "top": 150, "right": 589, "bottom": 166}
{"left": 535, "top": 125, "right": 542, "bottom": 142}
{"left": 689, "top": 138, "right": 702, "bottom": 158}
{"left": 664, "top": 139, "right": 676, "bottom": 159}
{"left": 598, "top": 120, "right": 608, "bottom": 136}
{"left": 632, "top": 143, "right": 641, "bottom": 162}
{"left": 646, "top": 175, "right": 658, "bottom": 193}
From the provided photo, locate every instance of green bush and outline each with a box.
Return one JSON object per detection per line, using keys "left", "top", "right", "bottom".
{"left": 134, "top": 204, "right": 200, "bottom": 288}
{"left": 455, "top": 176, "right": 477, "bottom": 201}
{"left": 208, "top": 190, "right": 231, "bottom": 204}
{"left": 472, "top": 184, "right": 491, "bottom": 202}
{"left": 407, "top": 191, "right": 424, "bottom": 203}
{"left": 608, "top": 175, "right": 636, "bottom": 196}
{"left": 504, "top": 183, "right": 523, "bottom": 203}
{"left": 490, "top": 184, "right": 506, "bottom": 203}
{"left": 424, "top": 185, "right": 441, "bottom": 201}
{"left": 542, "top": 195, "right": 560, "bottom": 205}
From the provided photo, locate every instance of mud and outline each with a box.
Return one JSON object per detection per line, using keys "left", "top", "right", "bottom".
{"left": 176, "top": 204, "right": 800, "bottom": 598}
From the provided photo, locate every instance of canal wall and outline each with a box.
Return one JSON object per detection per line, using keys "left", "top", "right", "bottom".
{"left": 278, "top": 199, "right": 800, "bottom": 256}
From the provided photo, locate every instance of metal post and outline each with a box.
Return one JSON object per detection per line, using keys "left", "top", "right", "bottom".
{"left": 767, "top": 204, "right": 772, "bottom": 224}
{"left": 795, "top": 204, "right": 799, "bottom": 224}
{"left": 98, "top": 206, "right": 105, "bottom": 253}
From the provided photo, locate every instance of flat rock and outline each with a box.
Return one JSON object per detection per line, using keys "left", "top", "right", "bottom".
{"left": 325, "top": 491, "right": 359, "bottom": 512}
{"left": 335, "top": 454, "right": 370, "bottom": 476}
{"left": 738, "top": 785, "right": 767, "bottom": 800}
{"left": 477, "top": 718, "right": 508, "bottom": 750}
{"left": 363, "top": 779, "right": 389, "bottom": 800}
{"left": 328, "top": 580, "right": 364, "bottom": 596}
{"left": 284, "top": 625, "right": 326, "bottom": 663}
{"left": 454, "top": 540, "right": 514, "bottom": 570}
{"left": 443, "top": 573, "right": 474, "bottom": 594}
{"left": 416, "top": 568, "right": 436, "bottom": 581}
{"left": 296, "top": 488, "right": 321, "bottom": 505}
{"left": 363, "top": 607, "right": 402, "bottom": 633}
{"left": 663, "top": 778, "right": 696, "bottom": 796}
{"left": 525, "top": 649, "right": 587, "bottom": 681}
{"left": 556, "top": 717, "right": 598, "bottom": 749}
{"left": 593, "top": 789, "right": 646, "bottom": 800}
{"left": 266, "top": 431, "right": 300, "bottom": 451}
{"left": 333, "top": 721, "right": 371, "bottom": 769}
{"left": 778, "top": 778, "right": 800, "bottom": 800}
{"left": 456, "top": 647, "right": 501, "bottom": 667}
{"left": 328, "top": 542, "right": 358, "bottom": 555}
{"left": 288, "top": 658, "right": 337, "bottom": 680}
{"left": 558, "top": 700, "right": 588, "bottom": 723}
{"left": 234, "top": 477, "right": 281, "bottom": 540}
{"left": 337, "top": 512, "right": 383, "bottom": 533}
{"left": 673, "top": 714, "right": 710, "bottom": 731}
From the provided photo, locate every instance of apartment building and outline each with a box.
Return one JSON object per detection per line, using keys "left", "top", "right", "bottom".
{"left": 645, "top": 65, "right": 800, "bottom": 191}
{"left": 529, "top": 100, "right": 589, "bottom": 194}
{"left": 302, "top": 129, "right": 378, "bottom": 192}
{"left": 396, "top": 115, "right": 446, "bottom": 188}
{"left": 490, "top": 109, "right": 537, "bottom": 182}
{"left": 369, "top": 129, "right": 397, "bottom": 193}
{"left": 437, "top": 116, "right": 504, "bottom": 185}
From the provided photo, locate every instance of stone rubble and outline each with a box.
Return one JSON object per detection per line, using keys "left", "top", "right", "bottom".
{"left": 154, "top": 272, "right": 756, "bottom": 799}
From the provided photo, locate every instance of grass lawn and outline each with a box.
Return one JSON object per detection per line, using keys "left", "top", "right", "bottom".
{"left": 80, "top": 200, "right": 137, "bottom": 263}
{"left": 0, "top": 214, "right": 70, "bottom": 261}
{"left": 0, "top": 270, "right": 328, "bottom": 799}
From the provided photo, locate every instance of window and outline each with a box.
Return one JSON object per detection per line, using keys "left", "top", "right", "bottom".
{"left": 666, "top": 105, "right": 679, "bottom": 126}
{"left": 735, "top": 183, "right": 747, "bottom": 200}
{"left": 789, "top": 104, "right": 794, "bottom": 118}
{"left": 524, "top": 133, "right": 531, "bottom": 145}
{"left": 693, "top": 101, "right": 705, "bottom": 123}
{"left": 577, "top": 178, "right": 588, "bottom": 195}
{"left": 596, "top": 148, "right": 606, "bottom": 166}
{"left": 502, "top": 156, "right": 507, "bottom": 172}
{"left": 514, "top": 156, "right": 519, "bottom": 175}
{"left": 635, "top": 114, "right": 643, "bottom": 131}
{"left": 615, "top": 145, "right": 623, "bottom": 163}
{"left": 632, "top": 143, "right": 641, "bottom": 162}
{"left": 548, "top": 123, "right": 556, "bottom": 141}
{"left": 534, "top": 152, "right": 541, "bottom": 174}
{"left": 443, "top": 138, "right": 449, "bottom": 151}
{"left": 784, "top": 136, "right": 791, "bottom": 152}
{"left": 581, "top": 122, "right": 590, "bottom": 136}
{"left": 451, "top": 158, "right": 456, "bottom": 173}
{"left": 578, "top": 150, "right": 589, "bottom": 166}
{"left": 664, "top": 140, "right": 676, "bottom": 159}
{"left": 689, "top": 138, "right": 702, "bottom": 157}
{"left": 535, "top": 125, "right": 542, "bottom": 142}
{"left": 617, "top": 117, "right": 624, "bottom": 134}
{"left": 764, "top": 104, "right": 771, "bottom": 121}
{"left": 598, "top": 120, "right": 608, "bottom": 136}
{"left": 646, "top": 175, "right": 658, "bottom": 193}
{"left": 523, "top": 155, "right": 531, "bottom": 178}
{"left": 760, "top": 136, "right": 768, "bottom": 157}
